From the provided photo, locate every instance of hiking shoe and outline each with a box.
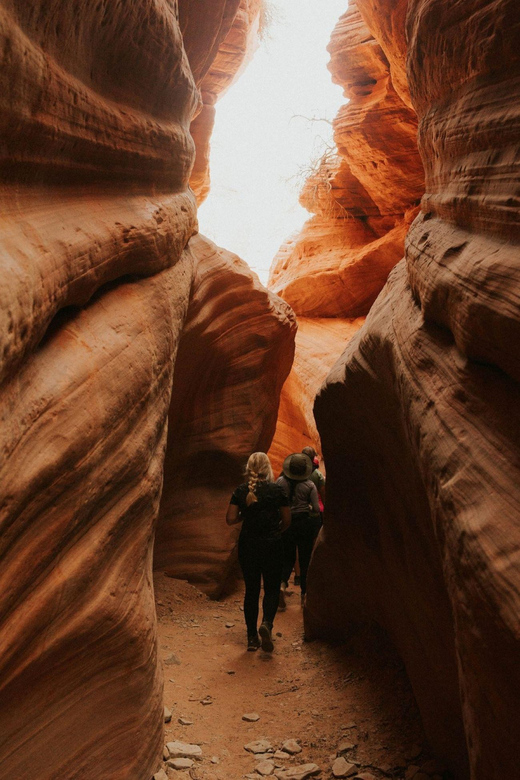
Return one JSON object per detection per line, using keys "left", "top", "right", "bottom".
{"left": 279, "top": 582, "right": 287, "bottom": 611}
{"left": 247, "top": 632, "right": 261, "bottom": 651}
{"left": 259, "top": 622, "right": 274, "bottom": 653}
{"left": 294, "top": 575, "right": 301, "bottom": 586}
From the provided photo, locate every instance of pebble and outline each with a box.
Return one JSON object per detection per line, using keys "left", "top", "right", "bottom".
{"left": 332, "top": 758, "right": 357, "bottom": 778}
{"left": 227, "top": 670, "right": 235, "bottom": 675}
{"left": 167, "top": 757, "right": 194, "bottom": 770}
{"left": 163, "top": 746, "right": 170, "bottom": 761}
{"left": 164, "top": 653, "right": 182, "bottom": 666}
{"left": 281, "top": 739, "right": 302, "bottom": 755}
{"left": 274, "top": 763, "right": 321, "bottom": 780}
{"left": 337, "top": 741, "right": 356, "bottom": 753}
{"left": 225, "top": 622, "right": 235, "bottom": 628}
{"left": 341, "top": 723, "right": 356, "bottom": 730}
{"left": 201, "top": 696, "right": 213, "bottom": 705}
{"left": 166, "top": 741, "right": 202, "bottom": 760}
{"left": 276, "top": 632, "right": 283, "bottom": 637}
{"left": 210, "top": 756, "right": 219, "bottom": 764}
{"left": 178, "top": 717, "right": 193, "bottom": 726}
{"left": 354, "top": 774, "right": 377, "bottom": 780}
{"left": 405, "top": 766, "right": 420, "bottom": 779}
{"left": 274, "top": 750, "right": 290, "bottom": 760}
{"left": 153, "top": 771, "right": 168, "bottom": 780}
{"left": 256, "top": 760, "right": 275, "bottom": 776}
{"left": 242, "top": 713, "right": 261, "bottom": 722}
{"left": 164, "top": 706, "right": 172, "bottom": 723}
{"left": 244, "top": 739, "right": 273, "bottom": 754}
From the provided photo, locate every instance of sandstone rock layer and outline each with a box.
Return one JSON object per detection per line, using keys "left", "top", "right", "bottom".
{"left": 307, "top": 2, "right": 520, "bottom": 779}
{"left": 155, "top": 234, "right": 296, "bottom": 595}
{"left": 0, "top": 2, "right": 289, "bottom": 778}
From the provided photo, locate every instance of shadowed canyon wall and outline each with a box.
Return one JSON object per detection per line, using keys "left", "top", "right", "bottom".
{"left": 304, "top": 1, "right": 520, "bottom": 779}
{"left": 0, "top": 2, "right": 293, "bottom": 777}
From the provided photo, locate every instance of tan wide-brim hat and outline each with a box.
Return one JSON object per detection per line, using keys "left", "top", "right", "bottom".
{"left": 282, "top": 453, "right": 313, "bottom": 481}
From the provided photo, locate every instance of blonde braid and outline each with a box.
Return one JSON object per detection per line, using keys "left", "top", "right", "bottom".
{"left": 246, "top": 471, "right": 260, "bottom": 506}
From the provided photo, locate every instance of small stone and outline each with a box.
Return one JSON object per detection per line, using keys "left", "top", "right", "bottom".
{"left": 337, "top": 741, "right": 356, "bottom": 753}
{"left": 201, "top": 696, "right": 213, "bottom": 705}
{"left": 256, "top": 760, "right": 275, "bottom": 776}
{"left": 166, "top": 741, "right": 202, "bottom": 760}
{"left": 227, "top": 670, "right": 235, "bottom": 675}
{"left": 244, "top": 739, "right": 273, "bottom": 754}
{"left": 281, "top": 739, "right": 302, "bottom": 755}
{"left": 354, "top": 774, "right": 377, "bottom": 780}
{"left": 242, "top": 713, "right": 261, "bottom": 722}
{"left": 164, "top": 653, "right": 181, "bottom": 666}
{"left": 164, "top": 706, "right": 172, "bottom": 723}
{"left": 167, "top": 757, "right": 194, "bottom": 770}
{"left": 225, "top": 622, "right": 235, "bottom": 628}
{"left": 210, "top": 756, "right": 219, "bottom": 764}
{"left": 276, "top": 632, "right": 282, "bottom": 637}
{"left": 332, "top": 757, "right": 357, "bottom": 778}
{"left": 341, "top": 723, "right": 356, "bottom": 730}
{"left": 245, "top": 775, "right": 258, "bottom": 780}
{"left": 274, "top": 763, "right": 321, "bottom": 780}
{"left": 405, "top": 766, "right": 420, "bottom": 779}
{"left": 163, "top": 746, "right": 170, "bottom": 761}
{"left": 178, "top": 717, "right": 193, "bottom": 726}
{"left": 274, "top": 750, "right": 290, "bottom": 760}
{"left": 256, "top": 753, "right": 274, "bottom": 761}
{"left": 153, "top": 771, "right": 168, "bottom": 780}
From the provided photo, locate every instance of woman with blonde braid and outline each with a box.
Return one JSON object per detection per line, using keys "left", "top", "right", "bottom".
{"left": 226, "top": 452, "right": 291, "bottom": 651}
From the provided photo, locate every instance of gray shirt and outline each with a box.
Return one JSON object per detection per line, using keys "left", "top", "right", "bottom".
{"left": 276, "top": 476, "right": 320, "bottom": 516}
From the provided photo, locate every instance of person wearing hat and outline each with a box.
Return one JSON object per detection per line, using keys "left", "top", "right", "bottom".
{"left": 276, "top": 453, "right": 320, "bottom": 607}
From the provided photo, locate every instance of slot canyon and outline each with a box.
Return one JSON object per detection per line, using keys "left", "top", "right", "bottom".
{"left": 0, "top": 1, "right": 518, "bottom": 779}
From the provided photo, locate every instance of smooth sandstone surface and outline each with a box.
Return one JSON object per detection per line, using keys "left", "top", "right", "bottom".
{"left": 269, "top": 1, "right": 423, "bottom": 319}
{"left": 268, "top": 317, "right": 364, "bottom": 476}
{"left": 307, "top": 2, "right": 520, "bottom": 779}
{"left": 0, "top": 1, "right": 291, "bottom": 777}
{"left": 155, "top": 234, "right": 296, "bottom": 595}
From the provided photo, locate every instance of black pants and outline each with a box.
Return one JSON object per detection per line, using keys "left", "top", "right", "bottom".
{"left": 238, "top": 535, "right": 283, "bottom": 635}
{"left": 281, "top": 513, "right": 318, "bottom": 595}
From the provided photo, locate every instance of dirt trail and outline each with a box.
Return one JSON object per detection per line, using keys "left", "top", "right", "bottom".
{"left": 155, "top": 573, "right": 442, "bottom": 780}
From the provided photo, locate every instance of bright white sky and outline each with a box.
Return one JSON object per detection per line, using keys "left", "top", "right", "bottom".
{"left": 197, "top": 0, "right": 346, "bottom": 284}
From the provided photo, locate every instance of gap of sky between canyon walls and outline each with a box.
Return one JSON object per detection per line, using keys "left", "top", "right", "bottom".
{"left": 198, "top": 0, "right": 347, "bottom": 284}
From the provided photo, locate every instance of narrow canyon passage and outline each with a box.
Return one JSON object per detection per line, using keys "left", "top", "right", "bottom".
{"left": 153, "top": 574, "right": 441, "bottom": 780}
{"left": 0, "top": 1, "right": 518, "bottom": 780}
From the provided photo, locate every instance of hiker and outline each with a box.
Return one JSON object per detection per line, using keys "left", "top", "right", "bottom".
{"left": 226, "top": 452, "right": 291, "bottom": 652}
{"left": 302, "top": 446, "right": 326, "bottom": 536}
{"left": 276, "top": 453, "right": 320, "bottom": 608}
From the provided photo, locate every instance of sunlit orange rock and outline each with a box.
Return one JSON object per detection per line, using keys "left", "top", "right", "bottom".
{"left": 269, "top": 1, "right": 423, "bottom": 320}
{"left": 268, "top": 317, "right": 364, "bottom": 476}
{"left": 155, "top": 234, "right": 296, "bottom": 596}
{"left": 307, "top": 2, "right": 520, "bottom": 778}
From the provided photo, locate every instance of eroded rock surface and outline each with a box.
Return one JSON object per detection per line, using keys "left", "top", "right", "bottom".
{"left": 0, "top": 1, "right": 288, "bottom": 777}
{"left": 307, "top": 2, "right": 520, "bottom": 779}
{"left": 155, "top": 234, "right": 296, "bottom": 595}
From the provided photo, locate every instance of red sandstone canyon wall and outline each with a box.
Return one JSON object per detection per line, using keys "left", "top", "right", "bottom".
{"left": 0, "top": 2, "right": 293, "bottom": 777}
{"left": 269, "top": 0, "right": 423, "bottom": 464}
{"left": 155, "top": 234, "right": 296, "bottom": 595}
{"left": 307, "top": 2, "right": 520, "bottom": 779}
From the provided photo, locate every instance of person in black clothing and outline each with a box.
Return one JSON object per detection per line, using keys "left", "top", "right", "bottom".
{"left": 276, "top": 453, "right": 320, "bottom": 608}
{"left": 226, "top": 452, "right": 291, "bottom": 652}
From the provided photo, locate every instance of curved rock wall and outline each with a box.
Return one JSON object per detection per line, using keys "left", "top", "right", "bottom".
{"left": 155, "top": 234, "right": 296, "bottom": 595}
{"left": 0, "top": 1, "right": 291, "bottom": 777}
{"left": 268, "top": 0, "right": 423, "bottom": 468}
{"left": 307, "top": 2, "right": 520, "bottom": 778}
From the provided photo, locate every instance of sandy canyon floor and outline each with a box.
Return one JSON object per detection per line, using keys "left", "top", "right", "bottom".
{"left": 154, "top": 574, "right": 447, "bottom": 780}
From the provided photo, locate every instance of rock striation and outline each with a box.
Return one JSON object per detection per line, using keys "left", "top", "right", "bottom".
{"left": 307, "top": 2, "right": 520, "bottom": 779}
{"left": 155, "top": 233, "right": 296, "bottom": 595}
{"left": 269, "top": 1, "right": 423, "bottom": 319}
{"left": 0, "top": 2, "right": 291, "bottom": 778}
{"left": 269, "top": 0, "right": 423, "bottom": 469}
